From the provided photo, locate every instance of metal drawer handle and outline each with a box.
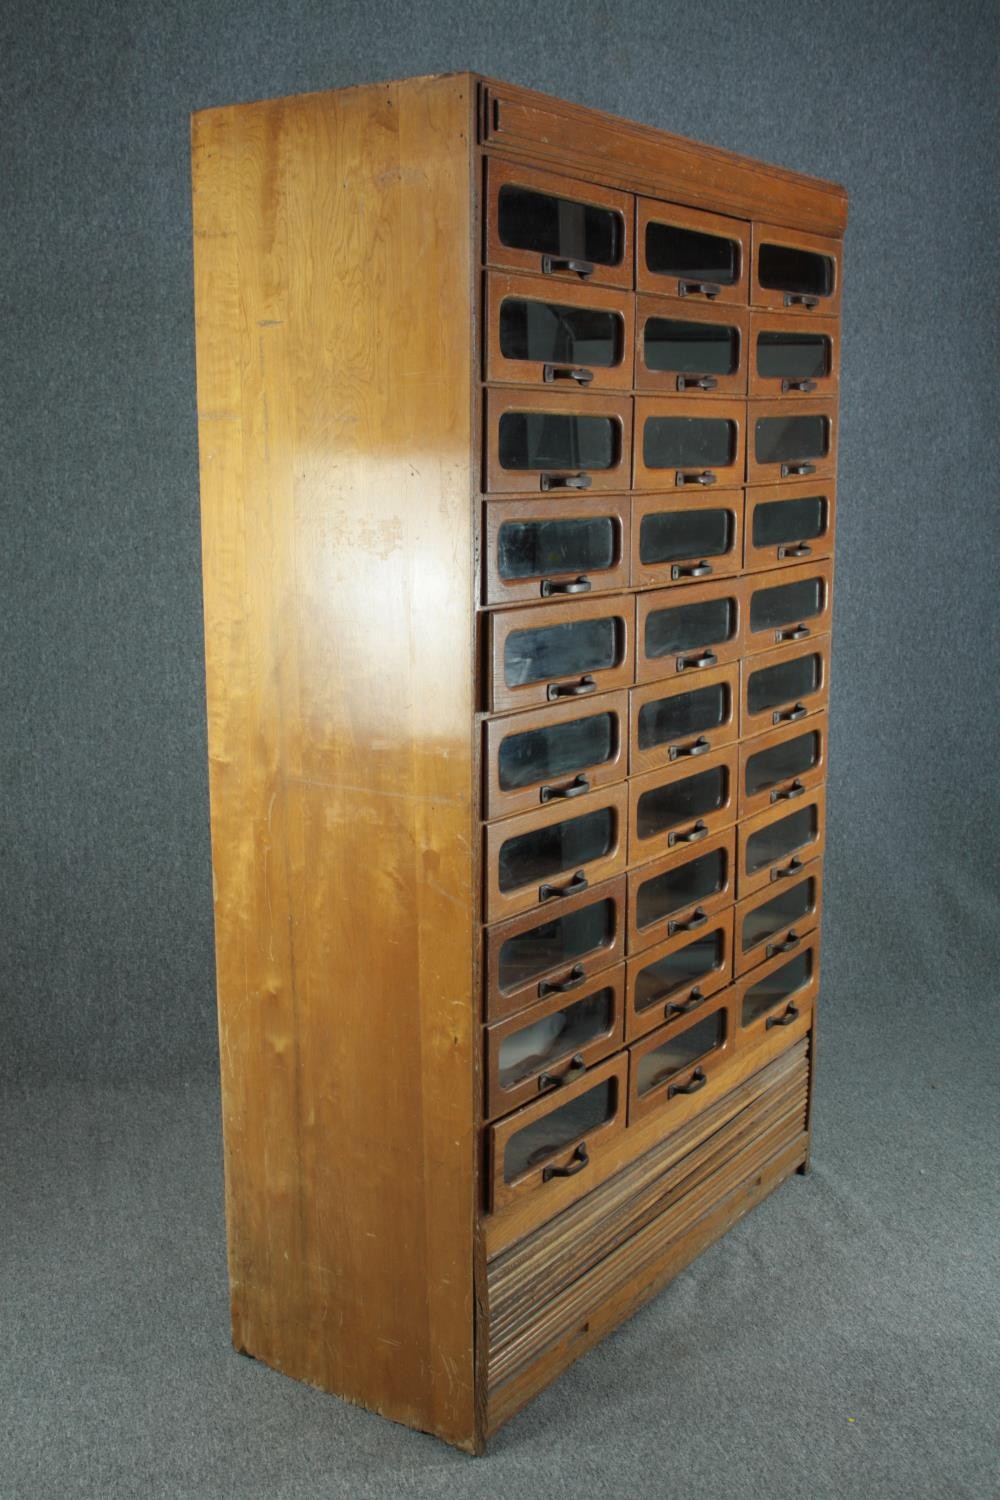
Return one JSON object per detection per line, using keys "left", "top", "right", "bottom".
{"left": 676, "top": 650, "right": 718, "bottom": 672}
{"left": 672, "top": 560, "right": 713, "bottom": 580}
{"left": 541, "top": 473, "right": 593, "bottom": 491}
{"left": 676, "top": 470, "right": 717, "bottom": 487}
{"left": 766, "top": 929, "right": 802, "bottom": 959}
{"left": 538, "top": 1052, "right": 587, "bottom": 1092}
{"left": 777, "top": 542, "right": 813, "bottom": 559}
{"left": 679, "top": 280, "right": 721, "bottom": 299}
{"left": 777, "top": 623, "right": 810, "bottom": 643}
{"left": 542, "top": 1140, "right": 590, "bottom": 1180}
{"left": 784, "top": 292, "right": 820, "bottom": 308}
{"left": 538, "top": 964, "right": 586, "bottom": 999}
{"left": 541, "top": 255, "right": 594, "bottom": 279}
{"left": 665, "top": 986, "right": 706, "bottom": 1020}
{"left": 547, "top": 675, "right": 597, "bottom": 701}
{"left": 539, "top": 869, "right": 589, "bottom": 903}
{"left": 668, "top": 818, "right": 709, "bottom": 848}
{"left": 781, "top": 377, "right": 817, "bottom": 393}
{"left": 676, "top": 374, "right": 718, "bottom": 392}
{"left": 766, "top": 1000, "right": 801, "bottom": 1029}
{"left": 669, "top": 735, "right": 712, "bottom": 762}
{"left": 770, "top": 857, "right": 804, "bottom": 882}
{"left": 780, "top": 462, "right": 816, "bottom": 478}
{"left": 667, "top": 906, "right": 708, "bottom": 937}
{"left": 540, "top": 774, "right": 590, "bottom": 803}
{"left": 771, "top": 778, "right": 806, "bottom": 804}
{"left": 773, "top": 702, "right": 808, "bottom": 725}
{"left": 543, "top": 363, "right": 594, "bottom": 385}
{"left": 541, "top": 575, "right": 592, "bottom": 597}
{"left": 667, "top": 1065, "right": 707, "bottom": 1098}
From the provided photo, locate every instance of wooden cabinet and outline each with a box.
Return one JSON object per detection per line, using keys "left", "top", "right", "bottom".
{"left": 192, "top": 72, "right": 845, "bottom": 1454}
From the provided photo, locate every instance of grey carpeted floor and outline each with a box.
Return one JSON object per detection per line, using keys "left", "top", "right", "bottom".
{"left": 3, "top": 975, "right": 997, "bottom": 1500}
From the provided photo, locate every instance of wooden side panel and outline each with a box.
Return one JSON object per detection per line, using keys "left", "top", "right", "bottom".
{"left": 191, "top": 76, "right": 480, "bottom": 1449}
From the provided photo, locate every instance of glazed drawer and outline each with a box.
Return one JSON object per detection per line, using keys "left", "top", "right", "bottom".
{"left": 747, "top": 310, "right": 839, "bottom": 399}
{"left": 636, "top": 578, "right": 746, "bottom": 685}
{"left": 737, "top": 790, "right": 826, "bottom": 898}
{"left": 743, "top": 479, "right": 836, "bottom": 573}
{"left": 636, "top": 198, "right": 750, "bottom": 306}
{"left": 484, "top": 388, "right": 633, "bottom": 495}
{"left": 484, "top": 271, "right": 634, "bottom": 392}
{"left": 630, "top": 490, "right": 743, "bottom": 587}
{"left": 484, "top": 875, "right": 627, "bottom": 1021}
{"left": 482, "top": 692, "right": 628, "bottom": 821}
{"left": 747, "top": 399, "right": 837, "bottom": 486}
{"left": 634, "top": 396, "right": 746, "bottom": 490}
{"left": 627, "top": 988, "right": 738, "bottom": 1125}
{"left": 738, "top": 713, "right": 828, "bottom": 820}
{"left": 630, "top": 663, "right": 740, "bottom": 776}
{"left": 626, "top": 828, "right": 736, "bottom": 956}
{"left": 634, "top": 296, "right": 748, "bottom": 397}
{"left": 734, "top": 865, "right": 823, "bottom": 977}
{"left": 743, "top": 560, "right": 833, "bottom": 655}
{"left": 625, "top": 907, "right": 734, "bottom": 1041}
{"left": 751, "top": 222, "right": 842, "bottom": 316}
{"left": 628, "top": 746, "right": 738, "bottom": 865}
{"left": 740, "top": 635, "right": 831, "bottom": 737}
{"left": 483, "top": 495, "right": 631, "bottom": 606}
{"left": 483, "top": 783, "right": 628, "bottom": 923}
{"left": 736, "top": 933, "right": 821, "bottom": 1040}
{"left": 487, "top": 1052, "right": 629, "bottom": 1212}
{"left": 487, "top": 595, "right": 634, "bottom": 713}
{"left": 485, "top": 158, "right": 633, "bottom": 290}
{"left": 484, "top": 965, "right": 626, "bottom": 1119}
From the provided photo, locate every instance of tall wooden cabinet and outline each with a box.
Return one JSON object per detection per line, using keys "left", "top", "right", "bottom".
{"left": 191, "top": 73, "right": 846, "bottom": 1453}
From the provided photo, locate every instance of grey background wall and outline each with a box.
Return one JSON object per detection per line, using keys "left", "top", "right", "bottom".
{"left": 2, "top": 0, "right": 998, "bottom": 1087}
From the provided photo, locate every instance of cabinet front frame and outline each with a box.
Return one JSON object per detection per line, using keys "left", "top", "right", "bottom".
{"left": 625, "top": 907, "right": 735, "bottom": 1042}
{"left": 484, "top": 269, "right": 635, "bottom": 391}
{"left": 634, "top": 395, "right": 746, "bottom": 491}
{"left": 738, "top": 711, "right": 829, "bottom": 820}
{"left": 634, "top": 295, "right": 748, "bottom": 397}
{"left": 743, "top": 478, "right": 837, "bottom": 574}
{"left": 748, "top": 309, "right": 840, "bottom": 399}
{"left": 743, "top": 558, "right": 834, "bottom": 656}
{"left": 737, "top": 788, "right": 827, "bottom": 899}
{"left": 636, "top": 577, "right": 747, "bottom": 686}
{"left": 485, "top": 387, "right": 634, "bottom": 495}
{"left": 746, "top": 397, "right": 838, "bottom": 486}
{"left": 484, "top": 157, "right": 634, "bottom": 290}
{"left": 636, "top": 197, "right": 750, "bottom": 306}
{"left": 483, "top": 493, "right": 631, "bottom": 606}
{"left": 740, "top": 633, "right": 831, "bottom": 738}
{"left": 626, "top": 826, "right": 737, "bottom": 956}
{"left": 630, "top": 489, "right": 744, "bottom": 589}
{"left": 487, "top": 593, "right": 634, "bottom": 713}
{"left": 482, "top": 691, "right": 629, "bottom": 821}
{"left": 751, "top": 221, "right": 842, "bottom": 317}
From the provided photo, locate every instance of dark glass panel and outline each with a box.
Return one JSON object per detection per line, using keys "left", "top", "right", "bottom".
{"left": 497, "top": 988, "right": 615, "bottom": 1090}
{"left": 637, "top": 682, "right": 729, "bottom": 751}
{"left": 756, "top": 331, "right": 830, "bottom": 380}
{"left": 745, "top": 731, "right": 820, "bottom": 797}
{"left": 636, "top": 767, "right": 727, "bottom": 839}
{"left": 636, "top": 1010, "right": 724, "bottom": 1094}
{"left": 747, "top": 655, "right": 821, "bottom": 715}
{"left": 636, "top": 847, "right": 727, "bottom": 930}
{"left": 644, "top": 597, "right": 735, "bottom": 659}
{"left": 752, "top": 495, "right": 827, "bottom": 549}
{"left": 741, "top": 877, "right": 817, "bottom": 952}
{"left": 742, "top": 950, "right": 813, "bottom": 1026}
{"left": 497, "top": 898, "right": 614, "bottom": 992}
{"left": 758, "top": 243, "right": 833, "bottom": 298}
{"left": 498, "top": 185, "right": 623, "bottom": 267}
{"left": 645, "top": 222, "right": 739, "bottom": 284}
{"left": 498, "top": 517, "right": 617, "bottom": 580}
{"left": 498, "top": 807, "right": 615, "bottom": 893}
{"left": 644, "top": 416, "right": 735, "bottom": 470}
{"left": 504, "top": 1079, "right": 615, "bottom": 1182}
{"left": 498, "top": 712, "right": 615, "bottom": 791}
{"left": 750, "top": 576, "right": 824, "bottom": 632}
{"left": 634, "top": 931, "right": 723, "bottom": 1012}
{"left": 745, "top": 806, "right": 817, "bottom": 873}
{"left": 499, "top": 297, "right": 623, "bottom": 368}
{"left": 754, "top": 415, "right": 829, "bottom": 465}
{"left": 644, "top": 317, "right": 738, "bottom": 375}
{"left": 504, "top": 617, "right": 619, "bottom": 687}
{"left": 499, "top": 412, "right": 619, "bottom": 472}
{"left": 639, "top": 508, "right": 733, "bottom": 565}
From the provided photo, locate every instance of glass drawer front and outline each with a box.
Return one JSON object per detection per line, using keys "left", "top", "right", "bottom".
{"left": 741, "top": 877, "right": 817, "bottom": 953}
{"left": 644, "top": 416, "right": 735, "bottom": 470}
{"left": 753, "top": 494, "right": 828, "bottom": 551}
{"left": 499, "top": 296, "right": 623, "bottom": 369}
{"left": 634, "top": 931, "right": 724, "bottom": 1013}
{"left": 635, "top": 1008, "right": 724, "bottom": 1095}
{"left": 745, "top": 729, "right": 821, "bottom": 798}
{"left": 497, "top": 898, "right": 615, "bottom": 993}
{"left": 500, "top": 411, "right": 620, "bottom": 473}
{"left": 757, "top": 330, "right": 830, "bottom": 382}
{"left": 499, "top": 187, "right": 623, "bottom": 270}
{"left": 640, "top": 507, "right": 734, "bottom": 566}
{"left": 741, "top": 948, "right": 814, "bottom": 1026}
{"left": 498, "top": 711, "right": 617, "bottom": 792}
{"left": 645, "top": 596, "right": 736, "bottom": 659}
{"left": 750, "top": 575, "right": 824, "bottom": 633}
{"left": 754, "top": 414, "right": 828, "bottom": 466}
{"left": 638, "top": 680, "right": 729, "bottom": 752}
{"left": 646, "top": 223, "right": 739, "bottom": 286}
{"left": 745, "top": 805, "right": 817, "bottom": 873}
{"left": 636, "top": 766, "right": 727, "bottom": 839}
{"left": 644, "top": 316, "right": 739, "bottom": 376}
{"left": 503, "top": 1077, "right": 616, "bottom": 1183}
{"left": 504, "top": 616, "right": 620, "bottom": 687}
{"left": 758, "top": 242, "right": 834, "bottom": 301}
{"left": 746, "top": 651, "right": 821, "bottom": 716}
{"left": 498, "top": 806, "right": 616, "bottom": 892}
{"left": 497, "top": 988, "right": 616, "bottom": 1092}
{"left": 636, "top": 846, "right": 728, "bottom": 930}
{"left": 499, "top": 516, "right": 617, "bottom": 580}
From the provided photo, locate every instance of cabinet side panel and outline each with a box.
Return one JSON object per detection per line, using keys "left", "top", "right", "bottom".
{"left": 191, "top": 76, "right": 478, "bottom": 1448}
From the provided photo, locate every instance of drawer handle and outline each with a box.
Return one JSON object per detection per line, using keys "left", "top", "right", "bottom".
{"left": 541, "top": 255, "right": 594, "bottom": 279}
{"left": 784, "top": 292, "right": 820, "bottom": 309}
{"left": 542, "top": 1140, "right": 590, "bottom": 1180}
{"left": 667, "top": 907, "right": 708, "bottom": 937}
{"left": 770, "top": 857, "right": 804, "bottom": 882}
{"left": 781, "top": 377, "right": 817, "bottom": 393}
{"left": 667, "top": 1065, "right": 707, "bottom": 1098}
{"left": 771, "top": 778, "right": 806, "bottom": 804}
{"left": 780, "top": 462, "right": 816, "bottom": 478}
{"left": 766, "top": 929, "right": 802, "bottom": 959}
{"left": 672, "top": 560, "right": 713, "bottom": 580}
{"left": 541, "top": 575, "right": 592, "bottom": 597}
{"left": 676, "top": 650, "right": 718, "bottom": 672}
{"left": 540, "top": 773, "right": 590, "bottom": 803}
{"left": 541, "top": 473, "right": 593, "bottom": 491}
{"left": 777, "top": 623, "right": 810, "bottom": 643}
{"left": 538, "top": 963, "right": 586, "bottom": 999}
{"left": 676, "top": 374, "right": 718, "bottom": 392}
{"left": 668, "top": 818, "right": 709, "bottom": 848}
{"left": 547, "top": 675, "right": 597, "bottom": 701}
{"left": 766, "top": 1000, "right": 801, "bottom": 1029}
{"left": 773, "top": 702, "right": 808, "bottom": 725}
{"left": 675, "top": 470, "right": 717, "bottom": 487}
{"left": 668, "top": 735, "right": 712, "bottom": 762}
{"left": 777, "top": 542, "right": 813, "bottom": 559}
{"left": 538, "top": 1052, "right": 587, "bottom": 1092}
{"left": 539, "top": 869, "right": 589, "bottom": 903}
{"left": 679, "top": 280, "right": 721, "bottom": 300}
{"left": 665, "top": 986, "right": 706, "bottom": 1020}
{"left": 543, "top": 363, "right": 594, "bottom": 385}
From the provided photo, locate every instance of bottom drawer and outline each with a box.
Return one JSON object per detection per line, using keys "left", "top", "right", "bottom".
{"left": 736, "top": 932, "right": 820, "bottom": 1041}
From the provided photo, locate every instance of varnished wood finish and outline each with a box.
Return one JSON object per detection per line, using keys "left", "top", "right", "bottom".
{"left": 738, "top": 711, "right": 829, "bottom": 820}
{"left": 484, "top": 386, "right": 633, "bottom": 494}
{"left": 482, "top": 493, "right": 631, "bottom": 606}
{"left": 634, "top": 297, "right": 749, "bottom": 397}
{"left": 743, "top": 559, "right": 834, "bottom": 655}
{"left": 735, "top": 933, "right": 821, "bottom": 1040}
{"left": 627, "top": 990, "right": 738, "bottom": 1126}
{"left": 636, "top": 198, "right": 750, "bottom": 306}
{"left": 627, "top": 745, "right": 739, "bottom": 864}
{"left": 482, "top": 691, "right": 629, "bottom": 821}
{"left": 740, "top": 633, "right": 832, "bottom": 738}
{"left": 630, "top": 489, "right": 744, "bottom": 588}
{"left": 636, "top": 577, "right": 747, "bottom": 685}
{"left": 483, "top": 781, "right": 628, "bottom": 923}
{"left": 747, "top": 310, "right": 840, "bottom": 399}
{"left": 746, "top": 397, "right": 839, "bottom": 485}
{"left": 626, "top": 828, "right": 737, "bottom": 956}
{"left": 625, "top": 909, "right": 735, "bottom": 1042}
{"left": 484, "top": 271, "right": 634, "bottom": 390}
{"left": 743, "top": 478, "right": 837, "bottom": 573}
{"left": 629, "top": 663, "right": 741, "bottom": 776}
{"left": 484, "top": 156, "right": 634, "bottom": 289}
{"left": 737, "top": 788, "right": 827, "bottom": 898}
{"left": 751, "top": 221, "right": 843, "bottom": 315}
{"left": 633, "top": 394, "right": 746, "bottom": 490}
{"left": 487, "top": 593, "right": 635, "bottom": 713}
{"left": 734, "top": 863, "right": 823, "bottom": 976}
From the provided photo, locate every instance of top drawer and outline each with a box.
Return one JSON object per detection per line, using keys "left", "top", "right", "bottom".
{"left": 751, "top": 223, "right": 842, "bottom": 317}
{"left": 485, "top": 159, "right": 633, "bottom": 290}
{"left": 637, "top": 198, "right": 750, "bottom": 306}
